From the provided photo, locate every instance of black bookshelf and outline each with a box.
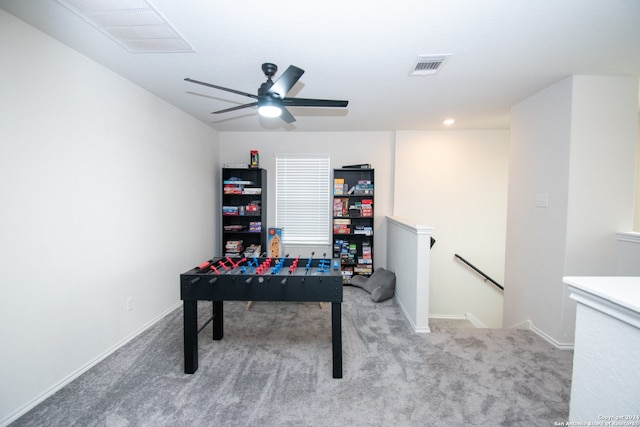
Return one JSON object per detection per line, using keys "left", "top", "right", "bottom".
{"left": 332, "top": 168, "right": 374, "bottom": 284}
{"left": 221, "top": 168, "right": 267, "bottom": 258}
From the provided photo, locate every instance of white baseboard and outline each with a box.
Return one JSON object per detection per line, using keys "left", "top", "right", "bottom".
{"left": 1, "top": 301, "right": 182, "bottom": 427}
{"left": 429, "top": 314, "right": 575, "bottom": 350}
{"left": 529, "top": 323, "right": 574, "bottom": 350}
{"left": 429, "top": 313, "right": 467, "bottom": 320}
{"left": 507, "top": 319, "right": 574, "bottom": 350}
{"left": 429, "top": 313, "right": 488, "bottom": 328}
{"left": 395, "top": 296, "right": 431, "bottom": 333}
{"left": 465, "top": 312, "right": 489, "bottom": 328}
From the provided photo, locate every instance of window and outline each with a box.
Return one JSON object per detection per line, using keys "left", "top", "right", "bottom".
{"left": 275, "top": 153, "right": 331, "bottom": 245}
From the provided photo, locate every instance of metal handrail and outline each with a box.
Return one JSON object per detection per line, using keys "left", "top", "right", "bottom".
{"left": 454, "top": 254, "right": 504, "bottom": 291}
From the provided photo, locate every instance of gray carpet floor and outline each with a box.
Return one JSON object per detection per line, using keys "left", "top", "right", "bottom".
{"left": 12, "top": 287, "right": 573, "bottom": 427}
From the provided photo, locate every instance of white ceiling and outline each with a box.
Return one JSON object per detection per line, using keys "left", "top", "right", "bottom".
{"left": 2, "top": 0, "right": 639, "bottom": 132}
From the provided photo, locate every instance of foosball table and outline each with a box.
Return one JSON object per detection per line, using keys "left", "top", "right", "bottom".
{"left": 180, "top": 254, "right": 344, "bottom": 378}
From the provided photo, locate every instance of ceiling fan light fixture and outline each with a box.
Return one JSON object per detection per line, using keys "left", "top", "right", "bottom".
{"left": 186, "top": 63, "right": 348, "bottom": 124}
{"left": 258, "top": 101, "right": 282, "bottom": 118}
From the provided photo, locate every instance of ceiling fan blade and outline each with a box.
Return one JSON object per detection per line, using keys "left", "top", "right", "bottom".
{"left": 185, "top": 78, "right": 258, "bottom": 99}
{"left": 279, "top": 106, "right": 296, "bottom": 123}
{"left": 212, "top": 102, "right": 258, "bottom": 114}
{"left": 268, "top": 65, "right": 304, "bottom": 98}
{"left": 282, "top": 98, "right": 349, "bottom": 108}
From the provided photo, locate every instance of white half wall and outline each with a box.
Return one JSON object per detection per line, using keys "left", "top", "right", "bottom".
{"left": 386, "top": 216, "right": 433, "bottom": 333}
{"left": 564, "top": 276, "right": 640, "bottom": 421}
{"left": 0, "top": 11, "right": 219, "bottom": 424}
{"left": 393, "top": 130, "right": 508, "bottom": 328}
{"left": 218, "top": 131, "right": 395, "bottom": 268}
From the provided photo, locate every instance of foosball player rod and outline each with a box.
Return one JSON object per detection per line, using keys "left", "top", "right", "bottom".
{"left": 277, "top": 254, "right": 289, "bottom": 266}
{"left": 288, "top": 256, "right": 299, "bottom": 274}
{"left": 256, "top": 258, "right": 270, "bottom": 275}
{"left": 320, "top": 253, "right": 329, "bottom": 273}
{"left": 197, "top": 261, "right": 211, "bottom": 272}
{"left": 226, "top": 257, "right": 246, "bottom": 269}
{"left": 319, "top": 264, "right": 330, "bottom": 273}
{"left": 305, "top": 252, "right": 315, "bottom": 272}
{"left": 272, "top": 255, "right": 288, "bottom": 274}
{"left": 237, "top": 257, "right": 249, "bottom": 270}
{"left": 318, "top": 255, "right": 330, "bottom": 273}
{"left": 259, "top": 258, "right": 271, "bottom": 273}
{"left": 271, "top": 258, "right": 282, "bottom": 274}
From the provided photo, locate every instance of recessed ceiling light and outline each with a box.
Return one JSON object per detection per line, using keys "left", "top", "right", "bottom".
{"left": 443, "top": 118, "right": 455, "bottom": 126}
{"left": 55, "top": 0, "right": 193, "bottom": 53}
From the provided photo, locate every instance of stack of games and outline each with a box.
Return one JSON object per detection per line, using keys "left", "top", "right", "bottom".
{"left": 333, "top": 218, "right": 351, "bottom": 234}
{"left": 244, "top": 244, "right": 262, "bottom": 258}
{"left": 225, "top": 240, "right": 244, "bottom": 257}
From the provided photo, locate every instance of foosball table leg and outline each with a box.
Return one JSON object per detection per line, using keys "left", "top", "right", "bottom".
{"left": 212, "top": 301, "right": 224, "bottom": 340}
{"left": 183, "top": 300, "right": 198, "bottom": 374}
{"left": 332, "top": 302, "right": 343, "bottom": 379}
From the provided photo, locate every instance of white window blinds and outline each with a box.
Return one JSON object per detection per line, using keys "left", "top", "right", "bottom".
{"left": 275, "top": 154, "right": 331, "bottom": 245}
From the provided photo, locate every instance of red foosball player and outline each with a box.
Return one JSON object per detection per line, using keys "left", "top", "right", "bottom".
{"left": 226, "top": 257, "right": 246, "bottom": 269}
{"left": 288, "top": 257, "right": 299, "bottom": 274}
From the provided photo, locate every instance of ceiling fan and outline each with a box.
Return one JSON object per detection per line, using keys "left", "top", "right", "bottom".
{"left": 185, "top": 63, "right": 348, "bottom": 123}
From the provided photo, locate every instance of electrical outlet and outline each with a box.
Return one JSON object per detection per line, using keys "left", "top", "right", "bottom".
{"left": 126, "top": 297, "right": 133, "bottom": 311}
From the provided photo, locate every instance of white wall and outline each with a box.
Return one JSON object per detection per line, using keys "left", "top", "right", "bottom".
{"left": 392, "top": 131, "right": 508, "bottom": 328}
{"left": 218, "top": 131, "right": 395, "bottom": 267}
{"left": 635, "top": 119, "right": 640, "bottom": 231}
{"left": 617, "top": 233, "right": 640, "bottom": 275}
{"left": 0, "top": 11, "right": 219, "bottom": 424}
{"left": 504, "top": 78, "right": 573, "bottom": 344}
{"left": 565, "top": 76, "right": 638, "bottom": 274}
{"left": 504, "top": 75, "right": 638, "bottom": 346}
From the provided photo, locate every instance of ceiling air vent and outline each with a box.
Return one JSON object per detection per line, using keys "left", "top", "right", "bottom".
{"left": 410, "top": 54, "right": 451, "bottom": 76}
